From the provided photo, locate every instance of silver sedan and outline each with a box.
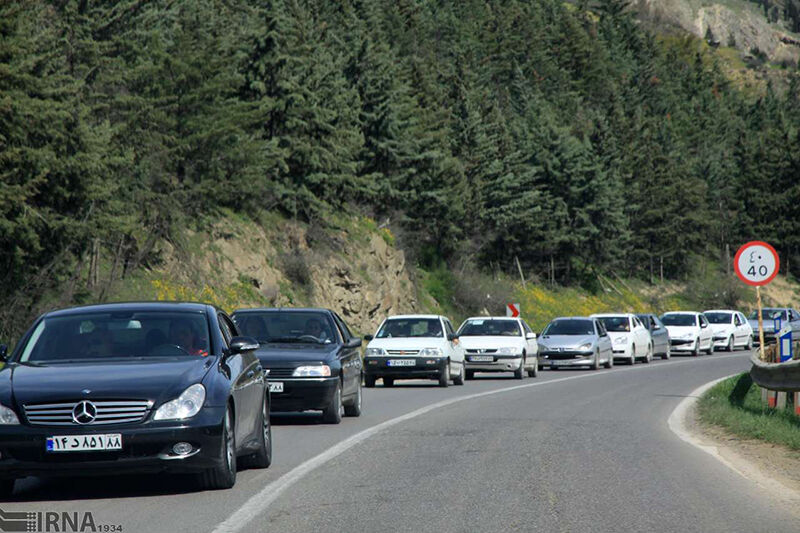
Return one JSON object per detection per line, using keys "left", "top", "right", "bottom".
{"left": 537, "top": 317, "right": 614, "bottom": 370}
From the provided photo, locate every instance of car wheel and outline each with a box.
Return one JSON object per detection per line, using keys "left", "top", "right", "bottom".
{"left": 746, "top": 337, "right": 753, "bottom": 351}
{"left": 692, "top": 339, "right": 700, "bottom": 356}
{"left": 706, "top": 341, "right": 714, "bottom": 355}
{"left": 454, "top": 363, "right": 465, "bottom": 386}
{"left": 465, "top": 369, "right": 475, "bottom": 380}
{"left": 727, "top": 336, "right": 734, "bottom": 352}
{"left": 383, "top": 377, "right": 394, "bottom": 387}
{"left": 644, "top": 344, "right": 652, "bottom": 364}
{"left": 199, "top": 405, "right": 237, "bottom": 490}
{"left": 0, "top": 479, "right": 15, "bottom": 498}
{"left": 344, "top": 379, "right": 362, "bottom": 417}
{"left": 438, "top": 362, "right": 450, "bottom": 387}
{"left": 591, "top": 352, "right": 600, "bottom": 370}
{"left": 322, "top": 380, "right": 344, "bottom": 424}
{"left": 604, "top": 352, "right": 613, "bottom": 369}
{"left": 365, "top": 375, "right": 376, "bottom": 388}
{"left": 629, "top": 345, "right": 636, "bottom": 365}
{"left": 528, "top": 360, "right": 538, "bottom": 377}
{"left": 663, "top": 345, "right": 671, "bottom": 360}
{"left": 244, "top": 393, "right": 272, "bottom": 469}
{"left": 514, "top": 358, "right": 525, "bottom": 379}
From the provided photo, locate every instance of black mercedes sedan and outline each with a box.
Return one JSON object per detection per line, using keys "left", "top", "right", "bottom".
{"left": 232, "top": 308, "right": 363, "bottom": 424}
{"left": 0, "top": 302, "right": 270, "bottom": 496}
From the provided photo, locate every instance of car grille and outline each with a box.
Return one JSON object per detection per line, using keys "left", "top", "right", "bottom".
{"left": 670, "top": 339, "right": 693, "bottom": 345}
{"left": 24, "top": 400, "right": 152, "bottom": 426}
{"left": 466, "top": 349, "right": 498, "bottom": 354}
{"left": 264, "top": 367, "right": 296, "bottom": 378}
{"left": 386, "top": 350, "right": 419, "bottom": 356}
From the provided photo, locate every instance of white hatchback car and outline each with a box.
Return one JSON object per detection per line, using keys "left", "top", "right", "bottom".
{"left": 660, "top": 312, "right": 714, "bottom": 356}
{"left": 456, "top": 317, "right": 539, "bottom": 379}
{"left": 591, "top": 313, "right": 653, "bottom": 365}
{"left": 363, "top": 315, "right": 465, "bottom": 387}
{"left": 703, "top": 310, "right": 753, "bottom": 351}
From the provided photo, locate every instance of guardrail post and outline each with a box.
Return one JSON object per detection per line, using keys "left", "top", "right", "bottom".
{"left": 795, "top": 392, "right": 800, "bottom": 416}
{"left": 777, "top": 391, "right": 787, "bottom": 409}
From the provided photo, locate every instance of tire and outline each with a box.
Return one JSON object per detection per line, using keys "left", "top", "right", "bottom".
{"left": 746, "top": 337, "right": 753, "bottom": 351}
{"left": 643, "top": 344, "right": 652, "bottom": 364}
{"left": 438, "top": 362, "right": 450, "bottom": 387}
{"left": 365, "top": 375, "right": 376, "bottom": 388}
{"left": 344, "top": 379, "right": 362, "bottom": 417}
{"left": 513, "top": 358, "right": 525, "bottom": 379}
{"left": 0, "top": 479, "right": 15, "bottom": 498}
{"left": 590, "top": 352, "right": 600, "bottom": 370}
{"left": 528, "top": 360, "right": 538, "bottom": 378}
{"left": 604, "top": 352, "right": 613, "bottom": 369}
{"left": 662, "top": 345, "right": 671, "bottom": 360}
{"left": 692, "top": 338, "right": 700, "bottom": 357}
{"left": 383, "top": 377, "right": 394, "bottom": 387}
{"left": 243, "top": 393, "right": 272, "bottom": 469}
{"left": 453, "top": 363, "right": 465, "bottom": 385}
{"left": 706, "top": 341, "right": 714, "bottom": 355}
{"left": 466, "top": 369, "right": 475, "bottom": 380}
{"left": 322, "top": 380, "right": 343, "bottom": 424}
{"left": 199, "top": 406, "right": 237, "bottom": 490}
{"left": 727, "top": 336, "right": 734, "bottom": 352}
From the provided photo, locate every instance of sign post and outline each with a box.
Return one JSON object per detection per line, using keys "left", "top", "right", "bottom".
{"left": 506, "top": 303, "right": 521, "bottom": 318}
{"left": 734, "top": 241, "right": 780, "bottom": 362}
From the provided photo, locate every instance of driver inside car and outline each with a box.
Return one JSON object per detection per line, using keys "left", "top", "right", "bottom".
{"left": 169, "top": 320, "right": 209, "bottom": 356}
{"left": 305, "top": 318, "right": 330, "bottom": 342}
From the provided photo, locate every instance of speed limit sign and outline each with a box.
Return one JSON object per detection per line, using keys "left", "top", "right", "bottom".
{"left": 734, "top": 241, "right": 780, "bottom": 286}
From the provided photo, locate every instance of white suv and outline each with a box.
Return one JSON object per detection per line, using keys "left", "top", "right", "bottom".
{"left": 591, "top": 313, "right": 653, "bottom": 365}
{"left": 456, "top": 317, "right": 539, "bottom": 379}
{"left": 703, "top": 310, "right": 753, "bottom": 351}
{"left": 363, "top": 315, "right": 465, "bottom": 387}
{"left": 661, "top": 312, "right": 714, "bottom": 356}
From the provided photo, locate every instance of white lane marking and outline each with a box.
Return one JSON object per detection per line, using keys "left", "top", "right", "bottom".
{"left": 214, "top": 352, "right": 748, "bottom": 533}
{"left": 668, "top": 373, "right": 800, "bottom": 504}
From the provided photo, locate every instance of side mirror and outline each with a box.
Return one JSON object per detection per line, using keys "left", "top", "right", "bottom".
{"left": 346, "top": 337, "right": 362, "bottom": 349}
{"left": 229, "top": 336, "right": 260, "bottom": 355}
{"left": 525, "top": 332, "right": 537, "bottom": 340}
{"left": 447, "top": 333, "right": 459, "bottom": 341}
{"left": 700, "top": 323, "right": 708, "bottom": 329}
{"left": 0, "top": 344, "right": 6, "bottom": 360}
{"left": 653, "top": 324, "right": 661, "bottom": 330}
{"left": 364, "top": 334, "right": 374, "bottom": 342}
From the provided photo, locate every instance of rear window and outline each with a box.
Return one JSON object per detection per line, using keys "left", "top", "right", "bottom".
{"left": 18, "top": 311, "right": 210, "bottom": 362}
{"left": 542, "top": 320, "right": 594, "bottom": 336}
{"left": 458, "top": 319, "right": 521, "bottom": 337}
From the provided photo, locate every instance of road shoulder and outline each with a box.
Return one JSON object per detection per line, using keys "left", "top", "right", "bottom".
{"left": 668, "top": 375, "right": 800, "bottom": 511}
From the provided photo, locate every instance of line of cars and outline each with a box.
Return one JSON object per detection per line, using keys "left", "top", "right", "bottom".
{"left": 0, "top": 301, "right": 784, "bottom": 496}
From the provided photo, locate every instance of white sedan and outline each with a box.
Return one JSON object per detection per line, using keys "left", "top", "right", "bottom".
{"left": 456, "top": 317, "right": 539, "bottom": 379}
{"left": 591, "top": 313, "right": 653, "bottom": 364}
{"left": 703, "top": 310, "right": 753, "bottom": 351}
{"left": 660, "top": 312, "right": 714, "bottom": 356}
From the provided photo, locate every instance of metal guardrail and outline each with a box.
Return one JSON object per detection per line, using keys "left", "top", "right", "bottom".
{"left": 749, "top": 353, "right": 800, "bottom": 392}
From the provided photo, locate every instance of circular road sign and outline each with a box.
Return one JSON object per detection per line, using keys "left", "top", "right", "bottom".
{"left": 734, "top": 241, "right": 780, "bottom": 286}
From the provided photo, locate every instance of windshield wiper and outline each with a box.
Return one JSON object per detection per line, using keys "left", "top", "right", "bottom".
{"left": 262, "top": 337, "right": 321, "bottom": 344}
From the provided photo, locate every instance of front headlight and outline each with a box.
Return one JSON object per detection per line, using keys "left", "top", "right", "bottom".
{"left": 497, "top": 347, "right": 521, "bottom": 356}
{"left": 365, "top": 347, "right": 385, "bottom": 357}
{"left": 613, "top": 336, "right": 628, "bottom": 345}
{"left": 154, "top": 384, "right": 206, "bottom": 421}
{"left": 578, "top": 343, "right": 593, "bottom": 352}
{"left": 293, "top": 365, "right": 331, "bottom": 377}
{"left": 0, "top": 404, "right": 19, "bottom": 425}
{"left": 419, "top": 348, "right": 443, "bottom": 357}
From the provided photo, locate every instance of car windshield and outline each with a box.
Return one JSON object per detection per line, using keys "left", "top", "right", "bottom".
{"left": 748, "top": 309, "right": 787, "bottom": 321}
{"left": 542, "top": 319, "right": 594, "bottom": 336}
{"left": 233, "top": 311, "right": 335, "bottom": 344}
{"left": 704, "top": 312, "right": 733, "bottom": 324}
{"left": 376, "top": 318, "right": 443, "bottom": 338}
{"left": 18, "top": 311, "right": 211, "bottom": 363}
{"left": 661, "top": 314, "right": 697, "bottom": 327}
{"left": 458, "top": 319, "right": 520, "bottom": 337}
{"left": 596, "top": 316, "right": 630, "bottom": 332}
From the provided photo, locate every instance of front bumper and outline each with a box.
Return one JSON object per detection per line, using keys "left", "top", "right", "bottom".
{"left": 0, "top": 406, "right": 226, "bottom": 478}
{"left": 670, "top": 339, "right": 697, "bottom": 352}
{"left": 268, "top": 377, "right": 338, "bottom": 412}
{"left": 364, "top": 357, "right": 448, "bottom": 380}
{"left": 464, "top": 355, "right": 522, "bottom": 372}
{"left": 540, "top": 351, "right": 594, "bottom": 367}
{"left": 611, "top": 345, "right": 632, "bottom": 358}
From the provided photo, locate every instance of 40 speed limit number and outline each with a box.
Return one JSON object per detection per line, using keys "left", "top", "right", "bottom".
{"left": 734, "top": 241, "right": 780, "bottom": 286}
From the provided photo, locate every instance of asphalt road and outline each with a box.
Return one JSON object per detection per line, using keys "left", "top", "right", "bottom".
{"left": 6, "top": 350, "right": 797, "bottom": 533}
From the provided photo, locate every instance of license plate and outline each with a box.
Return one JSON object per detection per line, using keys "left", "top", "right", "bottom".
{"left": 470, "top": 355, "right": 494, "bottom": 362}
{"left": 550, "top": 360, "right": 565, "bottom": 366}
{"left": 388, "top": 359, "right": 415, "bottom": 367}
{"left": 46, "top": 434, "right": 122, "bottom": 452}
{"left": 269, "top": 382, "right": 284, "bottom": 393}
